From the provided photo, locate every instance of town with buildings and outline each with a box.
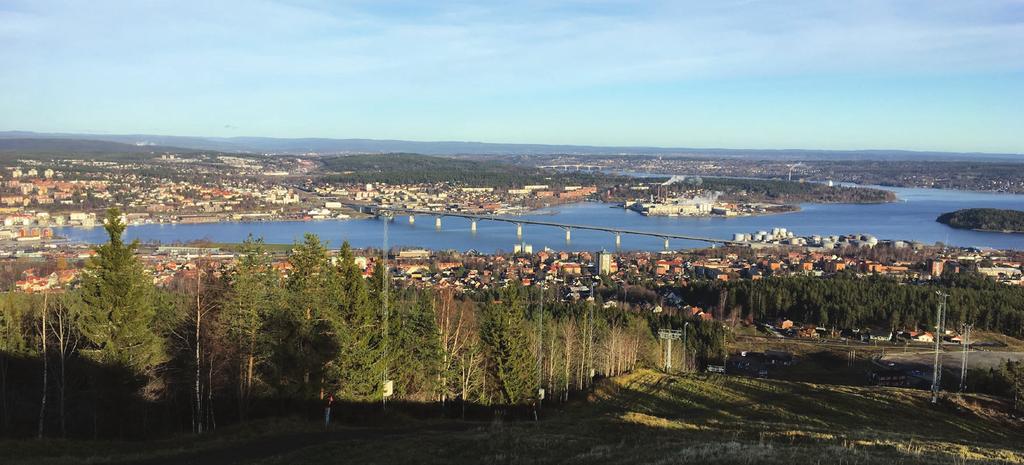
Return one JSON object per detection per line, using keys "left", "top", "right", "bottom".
{"left": 0, "top": 154, "right": 608, "bottom": 243}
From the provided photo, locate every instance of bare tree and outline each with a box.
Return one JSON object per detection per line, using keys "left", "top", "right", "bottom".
{"left": 560, "top": 318, "right": 577, "bottom": 401}
{"left": 167, "top": 258, "right": 221, "bottom": 435}
{"left": 458, "top": 342, "right": 482, "bottom": 419}
{"left": 435, "top": 288, "right": 480, "bottom": 406}
{"left": 47, "top": 294, "right": 79, "bottom": 438}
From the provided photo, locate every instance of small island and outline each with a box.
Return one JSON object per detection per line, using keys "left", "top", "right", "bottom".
{"left": 936, "top": 208, "right": 1024, "bottom": 233}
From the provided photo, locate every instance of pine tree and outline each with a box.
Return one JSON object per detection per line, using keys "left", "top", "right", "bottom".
{"left": 272, "top": 233, "right": 340, "bottom": 398}
{"left": 389, "top": 291, "right": 442, "bottom": 400}
{"left": 331, "top": 242, "right": 380, "bottom": 400}
{"left": 220, "top": 235, "right": 281, "bottom": 418}
{"left": 0, "top": 293, "right": 35, "bottom": 432}
{"left": 481, "top": 285, "right": 537, "bottom": 404}
{"left": 77, "top": 208, "right": 166, "bottom": 374}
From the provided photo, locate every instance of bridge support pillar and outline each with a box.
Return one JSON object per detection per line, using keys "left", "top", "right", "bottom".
{"left": 565, "top": 228, "right": 571, "bottom": 242}
{"left": 664, "top": 238, "right": 670, "bottom": 250}
{"left": 408, "top": 215, "right": 415, "bottom": 224}
{"left": 435, "top": 216, "right": 442, "bottom": 229}
{"left": 615, "top": 233, "right": 621, "bottom": 249}
{"left": 516, "top": 223, "right": 523, "bottom": 238}
{"left": 470, "top": 220, "right": 477, "bottom": 232}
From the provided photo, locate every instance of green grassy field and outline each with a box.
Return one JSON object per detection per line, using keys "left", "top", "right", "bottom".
{"left": 4, "top": 370, "right": 1022, "bottom": 465}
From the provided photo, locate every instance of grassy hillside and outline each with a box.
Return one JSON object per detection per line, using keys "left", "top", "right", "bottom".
{"left": 5, "top": 369, "right": 1021, "bottom": 465}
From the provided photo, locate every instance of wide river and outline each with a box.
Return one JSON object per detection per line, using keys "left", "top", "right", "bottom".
{"left": 59, "top": 186, "right": 1023, "bottom": 252}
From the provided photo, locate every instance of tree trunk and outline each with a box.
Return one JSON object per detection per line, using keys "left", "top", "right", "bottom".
{"left": 38, "top": 292, "right": 48, "bottom": 439}
{"left": 194, "top": 270, "right": 203, "bottom": 434}
{"left": 59, "top": 351, "right": 66, "bottom": 437}
{"left": 208, "top": 356, "right": 215, "bottom": 431}
{"left": 242, "top": 351, "right": 254, "bottom": 419}
{"left": 1, "top": 355, "right": 8, "bottom": 433}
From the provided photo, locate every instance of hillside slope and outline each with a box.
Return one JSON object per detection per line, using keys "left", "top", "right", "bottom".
{"left": 4, "top": 370, "right": 1021, "bottom": 464}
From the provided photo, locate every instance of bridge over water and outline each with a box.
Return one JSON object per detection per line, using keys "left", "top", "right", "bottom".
{"left": 351, "top": 204, "right": 744, "bottom": 249}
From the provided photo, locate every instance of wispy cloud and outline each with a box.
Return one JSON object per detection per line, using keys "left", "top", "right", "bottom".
{"left": 3, "top": 0, "right": 1022, "bottom": 92}
{"left": 0, "top": 0, "right": 1022, "bottom": 151}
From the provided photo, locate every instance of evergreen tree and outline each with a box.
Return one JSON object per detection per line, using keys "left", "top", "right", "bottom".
{"left": 220, "top": 235, "right": 281, "bottom": 417}
{"left": 77, "top": 209, "right": 166, "bottom": 374}
{"left": 271, "top": 233, "right": 340, "bottom": 398}
{"left": 331, "top": 242, "right": 380, "bottom": 400}
{"left": 389, "top": 290, "right": 442, "bottom": 400}
{"left": 691, "top": 319, "right": 727, "bottom": 368}
{"left": 0, "top": 293, "right": 36, "bottom": 432}
{"left": 481, "top": 285, "right": 537, "bottom": 404}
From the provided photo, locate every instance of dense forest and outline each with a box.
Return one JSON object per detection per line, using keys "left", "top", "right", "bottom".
{"left": 0, "top": 209, "right": 726, "bottom": 440}
{"left": 320, "top": 153, "right": 622, "bottom": 187}
{"left": 602, "top": 176, "right": 895, "bottom": 205}
{"left": 698, "top": 177, "right": 896, "bottom": 204}
{"left": 937, "top": 208, "right": 1024, "bottom": 233}
{"left": 673, "top": 273, "right": 1024, "bottom": 336}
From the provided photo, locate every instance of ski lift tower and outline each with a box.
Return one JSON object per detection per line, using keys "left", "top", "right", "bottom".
{"left": 659, "top": 329, "right": 684, "bottom": 371}
{"left": 931, "top": 291, "right": 949, "bottom": 404}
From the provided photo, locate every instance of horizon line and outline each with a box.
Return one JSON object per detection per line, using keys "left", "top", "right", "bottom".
{"left": 2, "top": 129, "right": 1022, "bottom": 157}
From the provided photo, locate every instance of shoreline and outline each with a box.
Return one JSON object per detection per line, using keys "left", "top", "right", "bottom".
{"left": 613, "top": 170, "right": 1024, "bottom": 197}
{"left": 938, "top": 225, "right": 1024, "bottom": 235}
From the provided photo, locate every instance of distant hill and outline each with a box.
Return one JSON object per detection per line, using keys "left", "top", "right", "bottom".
{"left": 937, "top": 208, "right": 1024, "bottom": 233}
{"left": 2, "top": 130, "right": 1021, "bottom": 161}
{"left": 0, "top": 137, "right": 191, "bottom": 155}
{"left": 321, "top": 153, "right": 619, "bottom": 187}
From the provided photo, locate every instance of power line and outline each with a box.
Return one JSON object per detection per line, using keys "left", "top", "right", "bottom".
{"left": 537, "top": 281, "right": 545, "bottom": 406}
{"left": 381, "top": 214, "right": 391, "bottom": 408}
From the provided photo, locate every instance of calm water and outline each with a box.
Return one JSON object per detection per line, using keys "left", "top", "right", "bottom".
{"left": 58, "top": 186, "right": 1024, "bottom": 251}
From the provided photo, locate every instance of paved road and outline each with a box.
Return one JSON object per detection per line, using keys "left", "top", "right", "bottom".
{"left": 879, "top": 351, "right": 1024, "bottom": 372}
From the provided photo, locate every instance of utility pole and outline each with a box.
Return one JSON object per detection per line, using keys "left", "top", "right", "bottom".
{"left": 537, "top": 281, "right": 545, "bottom": 407}
{"left": 959, "top": 323, "right": 972, "bottom": 393}
{"left": 381, "top": 214, "right": 392, "bottom": 409}
{"left": 931, "top": 291, "right": 948, "bottom": 404}
{"left": 588, "top": 281, "right": 595, "bottom": 385}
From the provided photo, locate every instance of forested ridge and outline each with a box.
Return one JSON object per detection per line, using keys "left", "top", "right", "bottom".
{"left": 699, "top": 177, "right": 896, "bottom": 204}
{"left": 937, "top": 208, "right": 1024, "bottom": 233}
{"left": 320, "top": 153, "right": 621, "bottom": 187}
{"left": 674, "top": 273, "right": 1024, "bottom": 336}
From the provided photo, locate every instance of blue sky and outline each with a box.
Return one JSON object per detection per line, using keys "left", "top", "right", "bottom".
{"left": 1, "top": 0, "right": 1022, "bottom": 153}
